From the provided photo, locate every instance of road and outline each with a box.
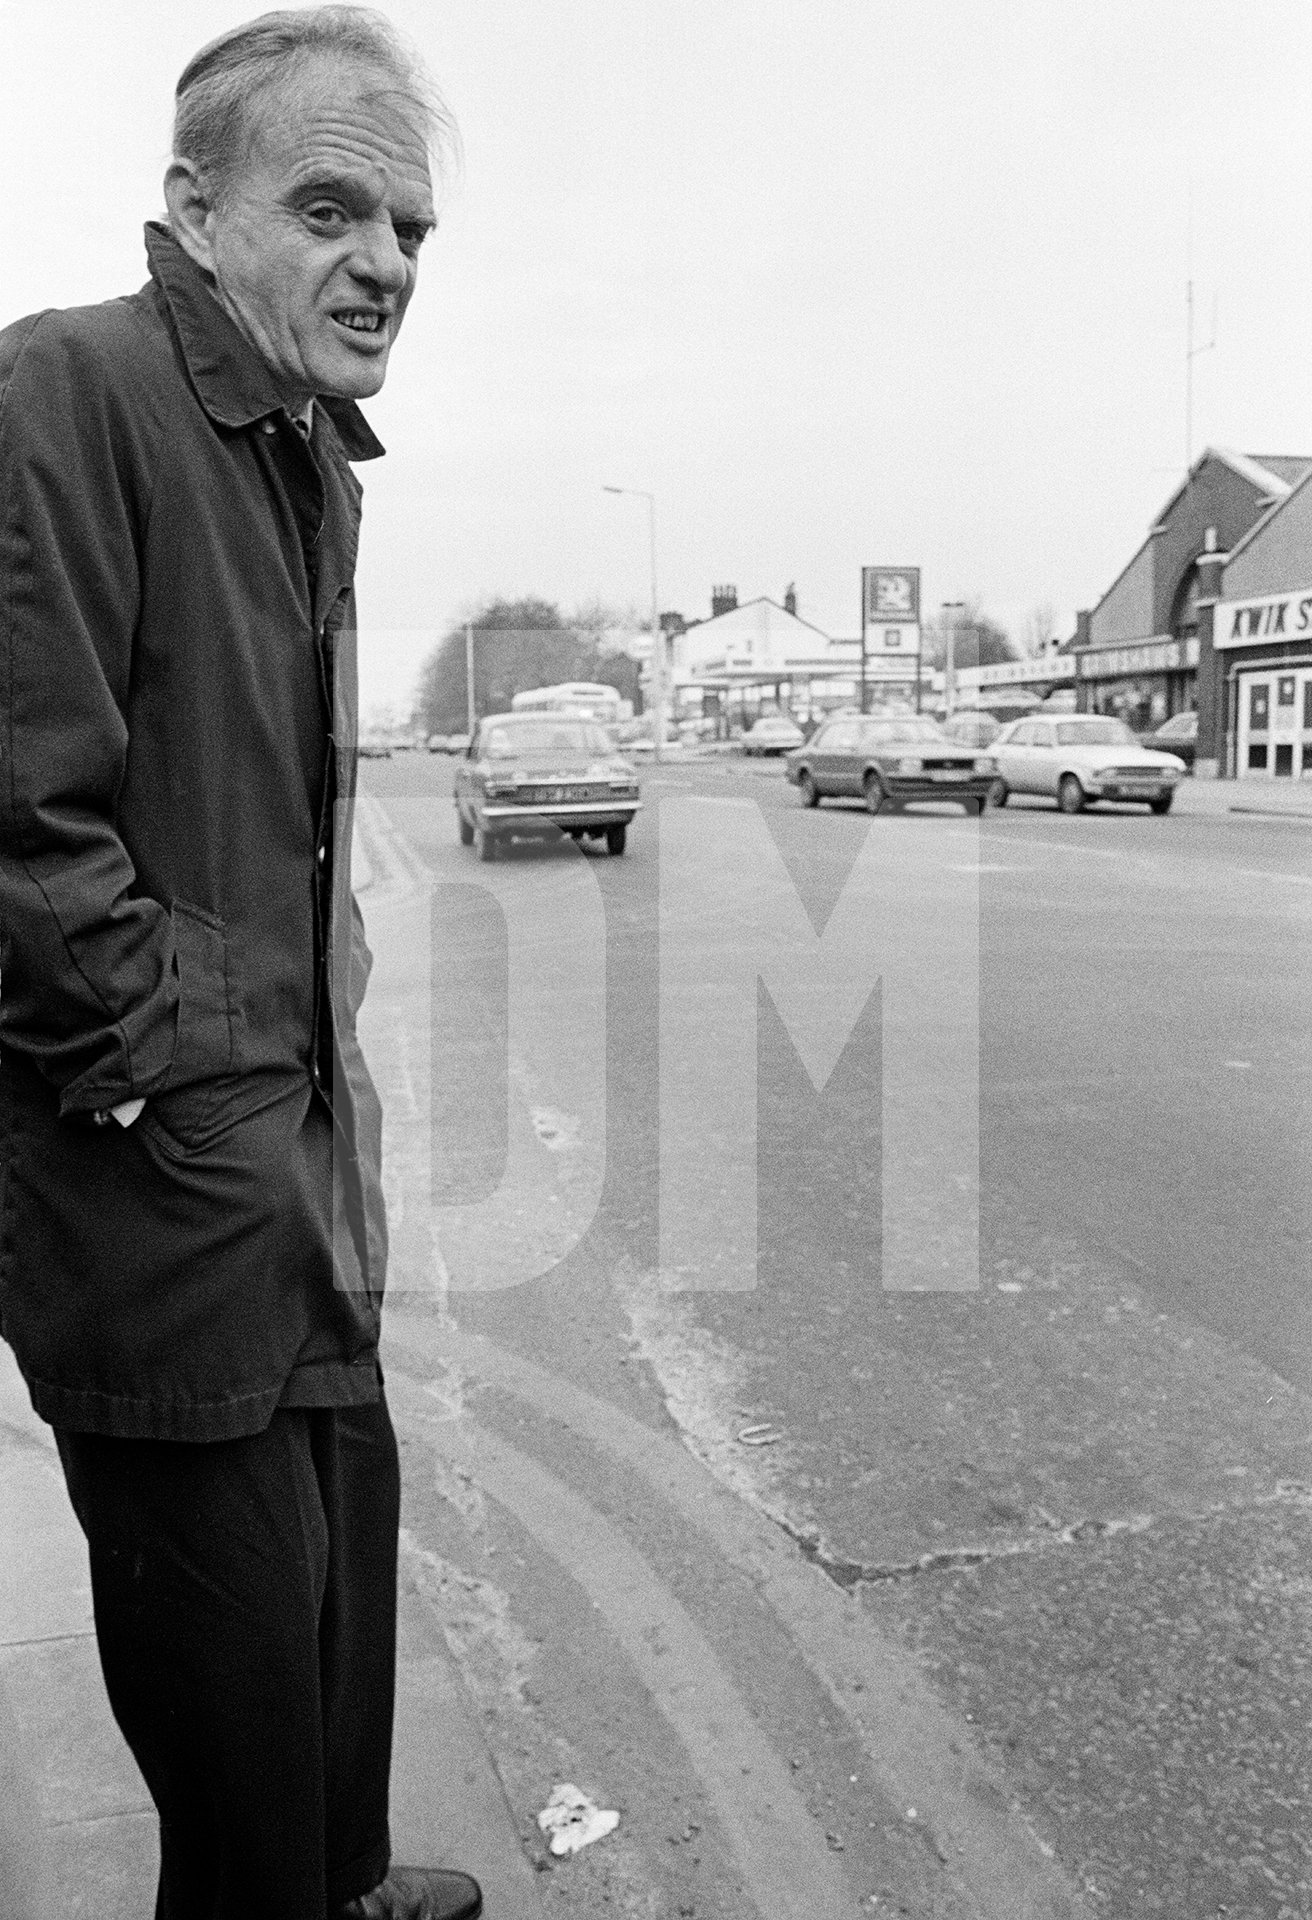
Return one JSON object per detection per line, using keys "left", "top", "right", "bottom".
{"left": 358, "top": 751, "right": 1312, "bottom": 1919}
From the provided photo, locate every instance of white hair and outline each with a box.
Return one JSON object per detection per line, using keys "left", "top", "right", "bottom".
{"left": 173, "top": 6, "right": 458, "bottom": 202}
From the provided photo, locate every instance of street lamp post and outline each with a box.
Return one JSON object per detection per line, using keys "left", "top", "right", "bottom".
{"left": 941, "top": 600, "right": 964, "bottom": 720}
{"left": 604, "top": 486, "right": 662, "bottom": 764}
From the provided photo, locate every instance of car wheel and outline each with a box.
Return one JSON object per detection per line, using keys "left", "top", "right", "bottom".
{"left": 987, "top": 778, "right": 1008, "bottom": 809}
{"left": 1057, "top": 774, "right": 1085, "bottom": 814}
{"left": 474, "top": 825, "right": 498, "bottom": 861}
{"left": 606, "top": 823, "right": 627, "bottom": 857}
{"left": 863, "top": 771, "right": 891, "bottom": 814}
{"left": 798, "top": 771, "right": 820, "bottom": 808}
{"left": 1150, "top": 792, "right": 1174, "bottom": 815}
{"left": 458, "top": 810, "right": 474, "bottom": 846}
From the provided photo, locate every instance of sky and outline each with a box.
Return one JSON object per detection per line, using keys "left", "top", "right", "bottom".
{"left": 2, "top": 0, "right": 1310, "bottom": 720}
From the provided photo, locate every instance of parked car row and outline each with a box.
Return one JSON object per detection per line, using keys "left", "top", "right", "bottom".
{"left": 779, "top": 711, "right": 1187, "bottom": 816}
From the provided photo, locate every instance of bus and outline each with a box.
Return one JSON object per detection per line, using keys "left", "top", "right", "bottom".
{"left": 510, "top": 682, "right": 632, "bottom": 724}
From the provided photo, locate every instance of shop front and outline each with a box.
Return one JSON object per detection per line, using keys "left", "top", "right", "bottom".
{"left": 1211, "top": 585, "right": 1312, "bottom": 779}
{"left": 1076, "top": 636, "right": 1199, "bottom": 729}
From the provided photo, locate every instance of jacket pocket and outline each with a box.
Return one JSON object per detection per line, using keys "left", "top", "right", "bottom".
{"left": 168, "top": 899, "right": 234, "bottom": 1088}
{"left": 136, "top": 1070, "right": 303, "bottom": 1160}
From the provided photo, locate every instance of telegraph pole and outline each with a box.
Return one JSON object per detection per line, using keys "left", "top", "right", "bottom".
{"left": 604, "top": 486, "right": 662, "bottom": 763}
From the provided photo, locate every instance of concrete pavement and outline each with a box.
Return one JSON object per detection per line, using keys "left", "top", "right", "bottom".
{"left": 0, "top": 1338, "right": 544, "bottom": 1917}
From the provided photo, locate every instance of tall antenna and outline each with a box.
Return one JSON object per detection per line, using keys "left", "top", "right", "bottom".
{"left": 1184, "top": 187, "right": 1216, "bottom": 472}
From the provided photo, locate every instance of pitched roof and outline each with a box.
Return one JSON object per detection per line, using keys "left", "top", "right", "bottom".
{"left": 1152, "top": 446, "right": 1312, "bottom": 528}
{"left": 1244, "top": 455, "right": 1312, "bottom": 488}
{"left": 682, "top": 595, "right": 834, "bottom": 641}
{"left": 1224, "top": 461, "right": 1312, "bottom": 569}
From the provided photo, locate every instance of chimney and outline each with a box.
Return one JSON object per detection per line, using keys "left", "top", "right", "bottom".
{"left": 711, "top": 583, "right": 738, "bottom": 619}
{"left": 783, "top": 582, "right": 797, "bottom": 616}
{"left": 1073, "top": 609, "right": 1091, "bottom": 649}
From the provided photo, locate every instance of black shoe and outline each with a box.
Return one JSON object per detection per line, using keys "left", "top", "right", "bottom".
{"left": 336, "top": 1865, "right": 483, "bottom": 1920}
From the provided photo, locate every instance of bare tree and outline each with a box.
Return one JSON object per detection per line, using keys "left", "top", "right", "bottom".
{"left": 920, "top": 597, "right": 1017, "bottom": 671}
{"left": 1022, "top": 601, "right": 1059, "bottom": 658}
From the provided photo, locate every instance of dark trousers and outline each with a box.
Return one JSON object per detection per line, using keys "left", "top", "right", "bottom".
{"left": 55, "top": 1396, "right": 401, "bottom": 1920}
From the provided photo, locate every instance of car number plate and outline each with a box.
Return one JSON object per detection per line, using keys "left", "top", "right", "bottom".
{"left": 932, "top": 769, "right": 972, "bottom": 781}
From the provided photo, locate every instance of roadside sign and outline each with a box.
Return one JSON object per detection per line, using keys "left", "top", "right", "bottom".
{"left": 861, "top": 567, "right": 922, "bottom": 708}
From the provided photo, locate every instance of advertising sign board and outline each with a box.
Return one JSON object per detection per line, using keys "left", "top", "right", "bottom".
{"left": 861, "top": 567, "right": 922, "bottom": 704}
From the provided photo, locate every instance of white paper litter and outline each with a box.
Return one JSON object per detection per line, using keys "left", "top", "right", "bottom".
{"left": 536, "top": 1783, "right": 621, "bottom": 1856}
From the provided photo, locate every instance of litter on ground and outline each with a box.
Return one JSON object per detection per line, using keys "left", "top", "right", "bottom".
{"left": 536, "top": 1783, "right": 621, "bottom": 1857}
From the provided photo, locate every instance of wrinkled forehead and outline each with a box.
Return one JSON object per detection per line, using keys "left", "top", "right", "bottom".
{"left": 243, "top": 54, "right": 434, "bottom": 210}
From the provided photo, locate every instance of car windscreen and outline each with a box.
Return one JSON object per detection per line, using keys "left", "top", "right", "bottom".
{"left": 482, "top": 721, "right": 613, "bottom": 759}
{"left": 1055, "top": 720, "right": 1136, "bottom": 746}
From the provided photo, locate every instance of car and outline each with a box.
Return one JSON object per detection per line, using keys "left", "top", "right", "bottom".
{"left": 783, "top": 714, "right": 997, "bottom": 813}
{"left": 940, "top": 710, "right": 1002, "bottom": 748}
{"left": 453, "top": 712, "right": 642, "bottom": 859}
{"left": 1143, "top": 710, "right": 1198, "bottom": 770}
{"left": 989, "top": 714, "right": 1186, "bottom": 813}
{"left": 742, "top": 715, "right": 805, "bottom": 756}
{"left": 613, "top": 716, "right": 669, "bottom": 757}
{"left": 357, "top": 734, "right": 392, "bottom": 758}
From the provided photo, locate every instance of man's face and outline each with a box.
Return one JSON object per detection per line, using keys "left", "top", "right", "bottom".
{"left": 204, "top": 60, "right": 435, "bottom": 404}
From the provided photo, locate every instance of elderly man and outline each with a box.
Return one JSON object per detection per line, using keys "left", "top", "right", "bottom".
{"left": 0, "top": 10, "right": 479, "bottom": 1918}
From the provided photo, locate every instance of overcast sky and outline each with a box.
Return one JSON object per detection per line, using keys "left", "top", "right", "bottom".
{"left": 2, "top": 0, "right": 1309, "bottom": 718}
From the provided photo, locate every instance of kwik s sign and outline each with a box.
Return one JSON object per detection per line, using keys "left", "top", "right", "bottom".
{"left": 1214, "top": 586, "right": 1312, "bottom": 650}
{"left": 862, "top": 567, "right": 921, "bottom": 659}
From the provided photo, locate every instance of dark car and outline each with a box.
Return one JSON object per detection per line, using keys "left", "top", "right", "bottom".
{"left": 1143, "top": 710, "right": 1197, "bottom": 770}
{"left": 784, "top": 714, "right": 996, "bottom": 813}
{"left": 454, "top": 713, "right": 642, "bottom": 859}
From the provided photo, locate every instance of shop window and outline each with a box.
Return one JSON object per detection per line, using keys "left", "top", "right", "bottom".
{"left": 1275, "top": 743, "right": 1294, "bottom": 776}
{"left": 1248, "top": 743, "right": 1269, "bottom": 770}
{"left": 1249, "top": 684, "right": 1270, "bottom": 730}
{"left": 1304, "top": 682, "right": 1312, "bottom": 730}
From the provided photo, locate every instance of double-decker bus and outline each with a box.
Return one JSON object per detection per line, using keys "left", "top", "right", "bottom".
{"left": 510, "top": 682, "right": 632, "bottom": 724}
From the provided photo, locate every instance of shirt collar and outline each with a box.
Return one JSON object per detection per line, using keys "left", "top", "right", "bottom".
{"left": 143, "top": 222, "right": 385, "bottom": 462}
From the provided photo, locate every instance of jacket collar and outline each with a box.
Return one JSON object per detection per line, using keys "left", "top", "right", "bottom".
{"left": 144, "top": 222, "right": 385, "bottom": 462}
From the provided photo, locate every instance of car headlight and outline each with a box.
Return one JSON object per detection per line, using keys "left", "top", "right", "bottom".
{"left": 897, "top": 756, "right": 923, "bottom": 774}
{"left": 974, "top": 756, "right": 996, "bottom": 774}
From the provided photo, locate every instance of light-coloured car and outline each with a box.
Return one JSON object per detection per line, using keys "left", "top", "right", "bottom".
{"left": 454, "top": 713, "right": 642, "bottom": 859}
{"left": 990, "top": 715, "right": 1186, "bottom": 814}
{"left": 742, "top": 716, "right": 804, "bottom": 756}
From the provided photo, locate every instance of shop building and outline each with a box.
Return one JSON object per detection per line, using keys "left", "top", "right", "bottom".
{"left": 1203, "top": 465, "right": 1312, "bottom": 779}
{"left": 669, "top": 589, "right": 861, "bottom": 724}
{"left": 1072, "top": 448, "right": 1312, "bottom": 741}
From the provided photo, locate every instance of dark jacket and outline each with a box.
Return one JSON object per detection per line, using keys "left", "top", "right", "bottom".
{"left": 0, "top": 224, "right": 389, "bottom": 1440}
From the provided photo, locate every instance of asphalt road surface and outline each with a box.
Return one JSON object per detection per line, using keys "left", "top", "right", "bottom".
{"left": 359, "top": 750, "right": 1312, "bottom": 1920}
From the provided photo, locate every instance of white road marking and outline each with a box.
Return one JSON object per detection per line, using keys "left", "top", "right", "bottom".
{"left": 975, "top": 830, "right": 1121, "bottom": 860}
{"left": 386, "top": 1316, "right": 1082, "bottom": 1919}
{"left": 390, "top": 1372, "right": 860, "bottom": 1919}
